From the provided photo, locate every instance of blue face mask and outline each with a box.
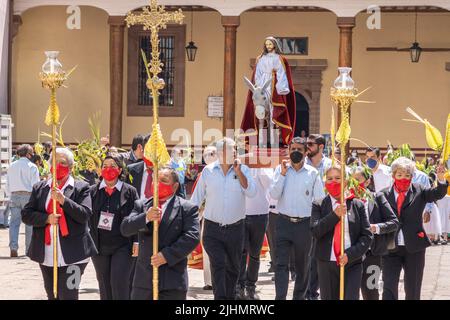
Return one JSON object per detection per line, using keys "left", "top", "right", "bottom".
{"left": 366, "top": 158, "right": 378, "bottom": 169}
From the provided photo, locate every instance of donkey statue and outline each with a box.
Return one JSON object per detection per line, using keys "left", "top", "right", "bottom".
{"left": 244, "top": 76, "right": 279, "bottom": 148}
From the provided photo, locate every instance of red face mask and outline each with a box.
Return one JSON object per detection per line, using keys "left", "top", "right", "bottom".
{"left": 151, "top": 181, "right": 175, "bottom": 199}
{"left": 325, "top": 181, "right": 341, "bottom": 198}
{"left": 394, "top": 178, "right": 411, "bottom": 193}
{"left": 51, "top": 163, "right": 70, "bottom": 181}
{"left": 158, "top": 181, "right": 174, "bottom": 199}
{"left": 143, "top": 157, "right": 153, "bottom": 168}
{"left": 101, "top": 167, "right": 120, "bottom": 181}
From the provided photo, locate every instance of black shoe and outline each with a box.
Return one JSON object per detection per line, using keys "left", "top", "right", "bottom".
{"left": 271, "top": 276, "right": 275, "bottom": 281}
{"left": 10, "top": 250, "right": 18, "bottom": 258}
{"left": 246, "top": 287, "right": 260, "bottom": 300}
{"left": 0, "top": 224, "right": 5, "bottom": 229}
{"left": 291, "top": 272, "right": 296, "bottom": 281}
{"left": 441, "top": 240, "right": 448, "bottom": 245}
{"left": 236, "top": 286, "right": 247, "bottom": 300}
{"left": 203, "top": 285, "right": 213, "bottom": 291}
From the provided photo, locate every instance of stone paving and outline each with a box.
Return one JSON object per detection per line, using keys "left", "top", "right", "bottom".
{"left": 0, "top": 225, "right": 449, "bottom": 300}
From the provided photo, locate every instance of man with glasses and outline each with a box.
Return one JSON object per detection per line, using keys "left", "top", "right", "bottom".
{"left": 191, "top": 138, "right": 256, "bottom": 300}
{"left": 305, "top": 134, "right": 331, "bottom": 300}
{"left": 270, "top": 137, "right": 325, "bottom": 300}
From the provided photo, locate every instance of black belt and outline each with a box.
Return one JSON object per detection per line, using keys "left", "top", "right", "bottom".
{"left": 205, "top": 219, "right": 244, "bottom": 229}
{"left": 279, "top": 213, "right": 309, "bottom": 223}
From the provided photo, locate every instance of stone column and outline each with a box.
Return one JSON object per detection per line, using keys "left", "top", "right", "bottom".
{"left": 221, "top": 16, "right": 240, "bottom": 136}
{"left": 108, "top": 16, "right": 125, "bottom": 148}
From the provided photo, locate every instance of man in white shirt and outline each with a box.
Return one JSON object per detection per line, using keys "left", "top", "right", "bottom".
{"left": 6, "top": 144, "right": 40, "bottom": 257}
{"left": 366, "top": 147, "right": 392, "bottom": 192}
{"left": 237, "top": 167, "right": 273, "bottom": 300}
{"left": 191, "top": 137, "right": 256, "bottom": 300}
{"left": 269, "top": 137, "right": 325, "bottom": 300}
{"left": 305, "top": 133, "right": 332, "bottom": 300}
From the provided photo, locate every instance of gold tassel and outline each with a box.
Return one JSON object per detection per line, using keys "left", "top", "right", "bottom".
{"left": 44, "top": 89, "right": 60, "bottom": 126}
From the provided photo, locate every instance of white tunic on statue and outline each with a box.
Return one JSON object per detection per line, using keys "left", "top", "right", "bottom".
{"left": 254, "top": 52, "right": 290, "bottom": 122}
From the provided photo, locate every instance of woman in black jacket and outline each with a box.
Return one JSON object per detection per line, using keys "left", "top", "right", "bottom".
{"left": 310, "top": 165, "right": 373, "bottom": 300}
{"left": 22, "top": 147, "right": 97, "bottom": 300}
{"left": 90, "top": 155, "right": 138, "bottom": 300}
{"left": 350, "top": 166, "right": 399, "bottom": 300}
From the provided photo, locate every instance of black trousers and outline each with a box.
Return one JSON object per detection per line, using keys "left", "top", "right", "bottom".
{"left": 92, "top": 245, "right": 133, "bottom": 300}
{"left": 274, "top": 216, "right": 312, "bottom": 300}
{"left": 317, "top": 260, "right": 362, "bottom": 300}
{"left": 39, "top": 263, "right": 88, "bottom": 300}
{"left": 361, "top": 252, "right": 382, "bottom": 300}
{"left": 382, "top": 246, "right": 426, "bottom": 300}
{"left": 203, "top": 219, "right": 245, "bottom": 300}
{"left": 306, "top": 257, "right": 320, "bottom": 299}
{"left": 131, "top": 287, "right": 187, "bottom": 300}
{"left": 266, "top": 212, "right": 295, "bottom": 272}
{"left": 238, "top": 214, "right": 268, "bottom": 289}
{"left": 129, "top": 257, "right": 137, "bottom": 296}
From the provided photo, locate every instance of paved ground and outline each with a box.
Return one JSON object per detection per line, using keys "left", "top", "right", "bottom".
{"left": 0, "top": 225, "right": 449, "bottom": 300}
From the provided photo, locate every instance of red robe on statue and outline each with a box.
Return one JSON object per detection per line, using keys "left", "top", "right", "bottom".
{"left": 240, "top": 55, "right": 296, "bottom": 146}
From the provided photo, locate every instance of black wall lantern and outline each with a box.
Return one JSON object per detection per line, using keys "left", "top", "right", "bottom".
{"left": 185, "top": 9, "right": 198, "bottom": 62}
{"left": 410, "top": 11, "right": 422, "bottom": 63}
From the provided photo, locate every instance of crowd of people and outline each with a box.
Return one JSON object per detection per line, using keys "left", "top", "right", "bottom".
{"left": 2, "top": 132, "right": 449, "bottom": 300}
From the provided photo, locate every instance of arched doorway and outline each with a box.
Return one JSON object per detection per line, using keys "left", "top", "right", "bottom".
{"left": 295, "top": 91, "right": 309, "bottom": 137}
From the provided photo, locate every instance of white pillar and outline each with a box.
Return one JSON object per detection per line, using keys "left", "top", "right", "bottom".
{"left": 0, "top": 0, "right": 10, "bottom": 114}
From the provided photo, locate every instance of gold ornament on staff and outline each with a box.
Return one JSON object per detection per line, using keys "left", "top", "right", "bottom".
{"left": 330, "top": 67, "right": 372, "bottom": 300}
{"left": 39, "top": 51, "right": 75, "bottom": 299}
{"left": 125, "top": 0, "right": 183, "bottom": 300}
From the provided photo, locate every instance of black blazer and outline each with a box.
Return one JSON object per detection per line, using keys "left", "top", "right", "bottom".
{"left": 380, "top": 181, "right": 448, "bottom": 253}
{"left": 120, "top": 196, "right": 200, "bottom": 292}
{"left": 367, "top": 192, "right": 399, "bottom": 256}
{"left": 126, "top": 161, "right": 145, "bottom": 197}
{"left": 310, "top": 196, "right": 373, "bottom": 266}
{"left": 89, "top": 181, "right": 139, "bottom": 252}
{"left": 21, "top": 178, "right": 98, "bottom": 264}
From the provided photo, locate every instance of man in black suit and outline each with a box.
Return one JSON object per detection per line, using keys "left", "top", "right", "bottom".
{"left": 311, "top": 165, "right": 373, "bottom": 300}
{"left": 21, "top": 147, "right": 97, "bottom": 300}
{"left": 380, "top": 157, "right": 448, "bottom": 300}
{"left": 121, "top": 167, "right": 200, "bottom": 300}
{"left": 118, "top": 134, "right": 150, "bottom": 167}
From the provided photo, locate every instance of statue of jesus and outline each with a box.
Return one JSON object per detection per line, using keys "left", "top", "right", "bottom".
{"left": 241, "top": 36, "right": 296, "bottom": 148}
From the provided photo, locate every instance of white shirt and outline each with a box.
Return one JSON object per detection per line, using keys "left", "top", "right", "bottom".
{"left": 269, "top": 196, "right": 279, "bottom": 214}
{"left": 42, "top": 176, "right": 90, "bottom": 267}
{"left": 270, "top": 163, "right": 325, "bottom": 218}
{"left": 140, "top": 167, "right": 151, "bottom": 201}
{"left": 190, "top": 160, "right": 256, "bottom": 225}
{"left": 245, "top": 168, "right": 274, "bottom": 215}
{"left": 330, "top": 197, "right": 351, "bottom": 261}
{"left": 99, "top": 179, "right": 123, "bottom": 192}
{"left": 373, "top": 164, "right": 393, "bottom": 193}
{"left": 6, "top": 157, "right": 40, "bottom": 196}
